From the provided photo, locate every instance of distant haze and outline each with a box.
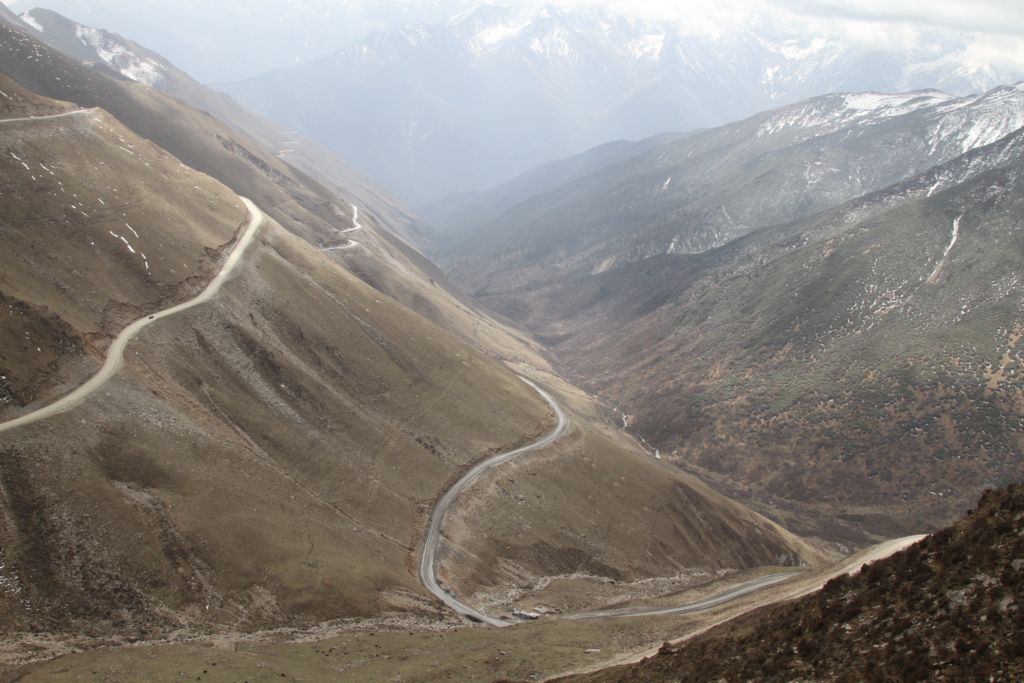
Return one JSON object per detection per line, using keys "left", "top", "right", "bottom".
{"left": 7, "top": 0, "right": 1024, "bottom": 82}
{"left": 11, "top": 0, "right": 1023, "bottom": 204}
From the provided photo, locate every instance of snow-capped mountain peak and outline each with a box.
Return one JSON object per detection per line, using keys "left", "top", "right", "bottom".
{"left": 752, "top": 84, "right": 1024, "bottom": 167}
{"left": 221, "top": 5, "right": 1024, "bottom": 205}
{"left": 756, "top": 90, "right": 954, "bottom": 140}
{"left": 928, "top": 82, "right": 1024, "bottom": 154}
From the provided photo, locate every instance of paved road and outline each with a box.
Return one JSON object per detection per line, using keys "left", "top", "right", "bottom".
{"left": 419, "top": 376, "right": 569, "bottom": 627}
{"left": 0, "top": 198, "right": 265, "bottom": 434}
{"left": 567, "top": 572, "right": 797, "bottom": 620}
{"left": 570, "top": 533, "right": 928, "bottom": 621}
{"left": 0, "top": 109, "right": 91, "bottom": 125}
{"left": 418, "top": 376, "right": 928, "bottom": 627}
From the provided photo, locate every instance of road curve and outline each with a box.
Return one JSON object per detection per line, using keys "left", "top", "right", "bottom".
{"left": 0, "top": 197, "right": 264, "bottom": 435}
{"left": 567, "top": 573, "right": 797, "bottom": 620}
{"left": 419, "top": 376, "right": 569, "bottom": 627}
{"left": 568, "top": 533, "right": 927, "bottom": 621}
{"left": 418, "top": 376, "right": 928, "bottom": 627}
{"left": 341, "top": 203, "right": 363, "bottom": 233}
{"left": 322, "top": 203, "right": 363, "bottom": 251}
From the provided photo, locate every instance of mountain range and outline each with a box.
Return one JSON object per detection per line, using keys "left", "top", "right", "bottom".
{"left": 218, "top": 3, "right": 1024, "bottom": 205}
{"left": 2, "top": 1, "right": 1024, "bottom": 680}
{"left": 7, "top": 0, "right": 480, "bottom": 82}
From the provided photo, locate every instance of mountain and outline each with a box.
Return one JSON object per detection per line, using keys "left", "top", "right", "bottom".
{"left": 560, "top": 483, "right": 1024, "bottom": 682}
{"left": 6, "top": 7, "right": 425, "bottom": 246}
{"left": 441, "top": 85, "right": 1024, "bottom": 295}
{"left": 8, "top": 0, "right": 481, "bottom": 82}
{"left": 436, "top": 85, "right": 1024, "bottom": 545}
{"left": 438, "top": 84, "right": 1024, "bottom": 336}
{"left": 0, "top": 10, "right": 533, "bottom": 368}
{"left": 421, "top": 131, "right": 688, "bottom": 238}
{"left": 0, "top": 64, "right": 551, "bottom": 638}
{"left": 218, "top": 4, "right": 1024, "bottom": 205}
{"left": 0, "top": 17, "right": 827, "bottom": 669}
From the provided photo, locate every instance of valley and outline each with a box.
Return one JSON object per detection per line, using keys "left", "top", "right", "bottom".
{"left": 436, "top": 84, "right": 1024, "bottom": 546}
{"left": 0, "top": 9, "right": 828, "bottom": 679}
{"left": 1, "top": 1, "right": 1023, "bottom": 681}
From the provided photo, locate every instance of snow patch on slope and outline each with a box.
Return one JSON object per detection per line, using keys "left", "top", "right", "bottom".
{"left": 627, "top": 33, "right": 666, "bottom": 61}
{"left": 928, "top": 84, "right": 1024, "bottom": 155}
{"left": 19, "top": 12, "right": 44, "bottom": 33}
{"left": 530, "top": 27, "right": 574, "bottom": 61}
{"left": 843, "top": 92, "right": 951, "bottom": 114}
{"left": 470, "top": 19, "right": 532, "bottom": 54}
{"left": 757, "top": 90, "right": 953, "bottom": 139}
{"left": 74, "top": 26, "right": 166, "bottom": 88}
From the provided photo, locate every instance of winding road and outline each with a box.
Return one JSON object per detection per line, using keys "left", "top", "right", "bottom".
{"left": 0, "top": 168, "right": 923, "bottom": 633}
{"left": 322, "top": 203, "right": 362, "bottom": 251}
{"left": 567, "top": 531, "right": 925, "bottom": 622}
{"left": 0, "top": 198, "right": 264, "bottom": 435}
{"left": 419, "top": 376, "right": 569, "bottom": 627}
{"left": 417, "top": 377, "right": 927, "bottom": 628}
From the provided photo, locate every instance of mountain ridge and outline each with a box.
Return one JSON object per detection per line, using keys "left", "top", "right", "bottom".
{"left": 218, "top": 4, "right": 1024, "bottom": 204}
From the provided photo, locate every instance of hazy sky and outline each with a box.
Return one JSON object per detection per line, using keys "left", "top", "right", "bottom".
{"left": 4, "top": 0, "right": 1022, "bottom": 35}
{"left": 5, "top": 0, "right": 1023, "bottom": 76}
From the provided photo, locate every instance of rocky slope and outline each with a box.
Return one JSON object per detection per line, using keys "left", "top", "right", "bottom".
{"left": 559, "top": 483, "right": 1024, "bottom": 682}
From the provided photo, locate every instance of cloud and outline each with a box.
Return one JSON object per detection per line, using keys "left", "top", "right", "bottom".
{"left": 778, "top": 0, "right": 1024, "bottom": 36}
{"left": 533, "top": 0, "right": 1024, "bottom": 38}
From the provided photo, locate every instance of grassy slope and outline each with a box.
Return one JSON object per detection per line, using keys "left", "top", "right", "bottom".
{"left": 0, "top": 61, "right": 553, "bottom": 637}
{"left": 19, "top": 7, "right": 426, "bottom": 248}
{"left": 438, "top": 368, "right": 827, "bottom": 616}
{"left": 547, "top": 132, "right": 1024, "bottom": 544}
{"left": 0, "top": 73, "right": 243, "bottom": 413}
{"left": 0, "top": 38, "right": 824, "bottom": 678}
{"left": 0, "top": 18, "right": 555, "bottom": 385}
{"left": 0, "top": 213, "right": 551, "bottom": 638}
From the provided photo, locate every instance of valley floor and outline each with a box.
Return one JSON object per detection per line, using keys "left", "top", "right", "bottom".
{"left": 2, "top": 534, "right": 921, "bottom": 682}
